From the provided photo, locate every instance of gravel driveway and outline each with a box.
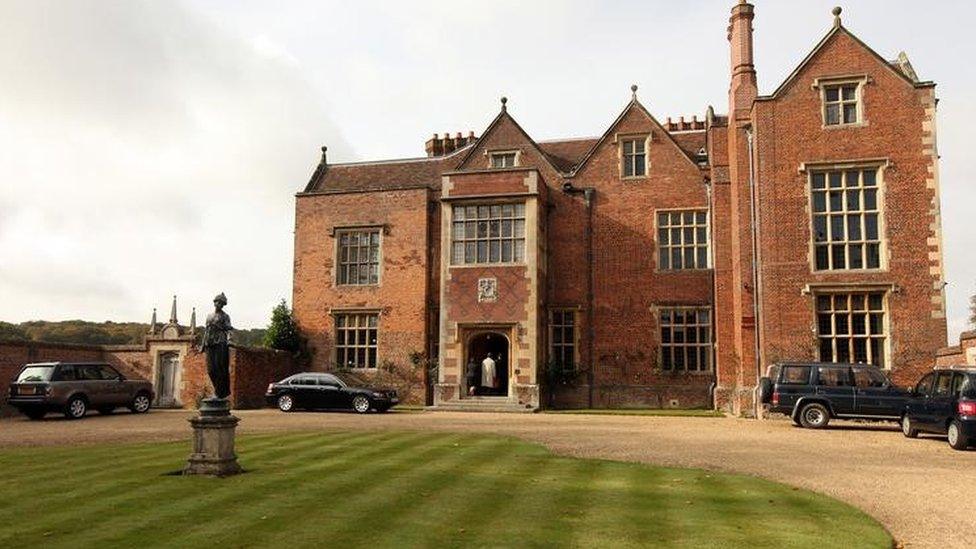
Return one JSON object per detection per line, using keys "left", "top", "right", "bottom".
{"left": 1, "top": 409, "right": 972, "bottom": 548}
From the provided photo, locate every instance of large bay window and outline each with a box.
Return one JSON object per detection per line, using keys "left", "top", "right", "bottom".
{"left": 811, "top": 167, "right": 882, "bottom": 271}
{"left": 450, "top": 203, "right": 526, "bottom": 265}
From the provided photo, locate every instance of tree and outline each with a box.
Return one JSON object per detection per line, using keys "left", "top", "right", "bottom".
{"left": 971, "top": 292, "right": 976, "bottom": 328}
{"left": 262, "top": 300, "right": 301, "bottom": 353}
{"left": 0, "top": 321, "right": 29, "bottom": 342}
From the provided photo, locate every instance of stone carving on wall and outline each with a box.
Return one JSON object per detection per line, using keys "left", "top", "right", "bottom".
{"left": 477, "top": 277, "right": 498, "bottom": 303}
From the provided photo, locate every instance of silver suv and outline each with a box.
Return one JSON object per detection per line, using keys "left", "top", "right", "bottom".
{"left": 7, "top": 362, "right": 154, "bottom": 420}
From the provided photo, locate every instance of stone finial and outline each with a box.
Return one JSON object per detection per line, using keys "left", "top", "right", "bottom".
{"left": 190, "top": 307, "right": 197, "bottom": 335}
{"left": 149, "top": 308, "right": 157, "bottom": 335}
{"left": 320, "top": 145, "right": 328, "bottom": 164}
{"left": 169, "top": 295, "right": 178, "bottom": 324}
{"left": 631, "top": 84, "right": 638, "bottom": 99}
{"left": 500, "top": 96, "right": 508, "bottom": 112}
{"left": 832, "top": 6, "right": 842, "bottom": 27}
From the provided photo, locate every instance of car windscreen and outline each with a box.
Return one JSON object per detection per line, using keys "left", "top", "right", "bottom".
{"left": 16, "top": 366, "right": 55, "bottom": 382}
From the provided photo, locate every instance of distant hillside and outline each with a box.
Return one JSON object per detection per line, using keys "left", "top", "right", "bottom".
{"left": 0, "top": 320, "right": 266, "bottom": 347}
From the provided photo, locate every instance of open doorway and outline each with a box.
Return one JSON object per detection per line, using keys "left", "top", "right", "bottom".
{"left": 466, "top": 331, "right": 510, "bottom": 397}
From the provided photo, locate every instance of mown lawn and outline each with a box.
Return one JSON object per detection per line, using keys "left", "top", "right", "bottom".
{"left": 0, "top": 431, "right": 890, "bottom": 548}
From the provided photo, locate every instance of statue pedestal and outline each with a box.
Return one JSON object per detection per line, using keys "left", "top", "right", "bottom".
{"left": 183, "top": 398, "right": 242, "bottom": 476}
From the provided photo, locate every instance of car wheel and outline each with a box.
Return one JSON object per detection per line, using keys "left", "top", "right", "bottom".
{"left": 352, "top": 395, "right": 371, "bottom": 414}
{"left": 798, "top": 403, "right": 830, "bottom": 429}
{"left": 97, "top": 407, "right": 115, "bottom": 415}
{"left": 277, "top": 394, "right": 295, "bottom": 412}
{"left": 65, "top": 396, "right": 87, "bottom": 420}
{"left": 24, "top": 409, "right": 46, "bottom": 420}
{"left": 947, "top": 420, "right": 970, "bottom": 451}
{"left": 901, "top": 415, "right": 919, "bottom": 438}
{"left": 129, "top": 392, "right": 151, "bottom": 414}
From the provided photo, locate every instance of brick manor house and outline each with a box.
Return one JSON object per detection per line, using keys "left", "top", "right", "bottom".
{"left": 292, "top": 2, "right": 947, "bottom": 414}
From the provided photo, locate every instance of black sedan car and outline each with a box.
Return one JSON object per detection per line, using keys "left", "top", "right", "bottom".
{"left": 266, "top": 372, "right": 398, "bottom": 413}
{"left": 901, "top": 367, "right": 976, "bottom": 450}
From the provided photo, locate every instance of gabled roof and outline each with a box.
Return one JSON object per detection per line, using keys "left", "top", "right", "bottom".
{"left": 537, "top": 137, "right": 599, "bottom": 173}
{"left": 454, "top": 102, "right": 564, "bottom": 176}
{"left": 760, "top": 22, "right": 934, "bottom": 101}
{"left": 570, "top": 97, "right": 702, "bottom": 176}
{"left": 300, "top": 145, "right": 472, "bottom": 195}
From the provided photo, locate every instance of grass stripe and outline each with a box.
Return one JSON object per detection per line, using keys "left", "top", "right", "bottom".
{"left": 0, "top": 431, "right": 397, "bottom": 547}
{"left": 71, "top": 431, "right": 431, "bottom": 548}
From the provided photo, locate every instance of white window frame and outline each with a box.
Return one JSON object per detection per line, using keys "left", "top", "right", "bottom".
{"left": 487, "top": 150, "right": 520, "bottom": 169}
{"left": 658, "top": 306, "right": 712, "bottom": 373}
{"left": 814, "top": 291, "right": 889, "bottom": 368}
{"left": 814, "top": 75, "right": 868, "bottom": 128}
{"left": 548, "top": 309, "right": 579, "bottom": 371}
{"left": 656, "top": 209, "right": 710, "bottom": 270}
{"left": 619, "top": 135, "right": 649, "bottom": 179}
{"left": 808, "top": 165, "right": 885, "bottom": 272}
{"left": 333, "top": 311, "right": 379, "bottom": 369}
{"left": 334, "top": 228, "right": 382, "bottom": 286}
{"left": 450, "top": 203, "right": 526, "bottom": 266}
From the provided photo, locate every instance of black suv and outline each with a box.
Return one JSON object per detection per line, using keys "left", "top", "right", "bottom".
{"left": 901, "top": 368, "right": 976, "bottom": 450}
{"left": 760, "top": 362, "right": 909, "bottom": 428}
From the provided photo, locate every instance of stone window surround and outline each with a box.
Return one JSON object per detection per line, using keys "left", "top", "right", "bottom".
{"left": 812, "top": 74, "right": 871, "bottom": 129}
{"left": 150, "top": 343, "right": 188, "bottom": 407}
{"left": 548, "top": 307, "right": 580, "bottom": 371}
{"left": 449, "top": 201, "right": 527, "bottom": 267}
{"left": 653, "top": 305, "right": 713, "bottom": 374}
{"left": 330, "top": 224, "right": 388, "bottom": 288}
{"left": 329, "top": 308, "right": 381, "bottom": 370}
{"left": 654, "top": 208, "right": 711, "bottom": 271}
{"left": 800, "top": 158, "right": 889, "bottom": 274}
{"left": 615, "top": 132, "right": 650, "bottom": 180}
{"left": 810, "top": 288, "right": 891, "bottom": 369}
{"left": 485, "top": 149, "right": 521, "bottom": 169}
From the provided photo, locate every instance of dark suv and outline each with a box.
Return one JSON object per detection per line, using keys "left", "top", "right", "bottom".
{"left": 760, "top": 362, "right": 909, "bottom": 428}
{"left": 901, "top": 368, "right": 976, "bottom": 450}
{"left": 7, "top": 362, "right": 154, "bottom": 420}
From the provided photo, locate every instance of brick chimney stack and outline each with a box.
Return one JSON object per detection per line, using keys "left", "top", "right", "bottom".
{"left": 728, "top": 0, "right": 757, "bottom": 120}
{"left": 425, "top": 131, "right": 478, "bottom": 157}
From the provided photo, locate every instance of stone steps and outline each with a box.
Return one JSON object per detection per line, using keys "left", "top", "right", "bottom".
{"left": 427, "top": 399, "right": 536, "bottom": 413}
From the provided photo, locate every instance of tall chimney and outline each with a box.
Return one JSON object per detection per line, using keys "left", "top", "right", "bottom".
{"left": 728, "top": 0, "right": 757, "bottom": 120}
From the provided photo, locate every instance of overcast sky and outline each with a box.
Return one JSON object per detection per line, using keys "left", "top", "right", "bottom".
{"left": 1, "top": 0, "right": 973, "bottom": 339}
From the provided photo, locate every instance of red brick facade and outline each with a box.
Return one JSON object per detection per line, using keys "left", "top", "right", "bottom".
{"left": 292, "top": 3, "right": 947, "bottom": 412}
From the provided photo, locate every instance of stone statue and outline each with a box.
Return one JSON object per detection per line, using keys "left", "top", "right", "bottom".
{"left": 200, "top": 292, "right": 233, "bottom": 400}
{"left": 185, "top": 293, "right": 241, "bottom": 476}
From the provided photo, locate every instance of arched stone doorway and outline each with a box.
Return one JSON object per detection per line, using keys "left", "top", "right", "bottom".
{"left": 466, "top": 331, "right": 510, "bottom": 397}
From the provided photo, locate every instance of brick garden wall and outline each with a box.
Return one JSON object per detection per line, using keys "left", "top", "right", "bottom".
{"left": 1, "top": 339, "right": 298, "bottom": 415}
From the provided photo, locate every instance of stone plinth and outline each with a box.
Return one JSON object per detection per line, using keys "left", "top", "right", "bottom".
{"left": 183, "top": 398, "right": 242, "bottom": 476}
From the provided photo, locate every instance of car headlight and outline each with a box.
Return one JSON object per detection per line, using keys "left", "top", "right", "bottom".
{"left": 372, "top": 392, "right": 385, "bottom": 398}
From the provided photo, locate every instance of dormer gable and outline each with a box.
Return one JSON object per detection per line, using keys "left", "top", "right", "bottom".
{"left": 761, "top": 13, "right": 933, "bottom": 103}
{"left": 454, "top": 98, "right": 562, "bottom": 175}
{"left": 572, "top": 91, "right": 702, "bottom": 179}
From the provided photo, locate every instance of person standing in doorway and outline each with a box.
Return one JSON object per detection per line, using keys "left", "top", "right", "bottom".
{"left": 481, "top": 353, "right": 497, "bottom": 394}
{"left": 465, "top": 357, "right": 479, "bottom": 396}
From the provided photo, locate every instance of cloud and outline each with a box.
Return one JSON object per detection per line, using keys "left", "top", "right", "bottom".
{"left": 0, "top": 0, "right": 351, "bottom": 327}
